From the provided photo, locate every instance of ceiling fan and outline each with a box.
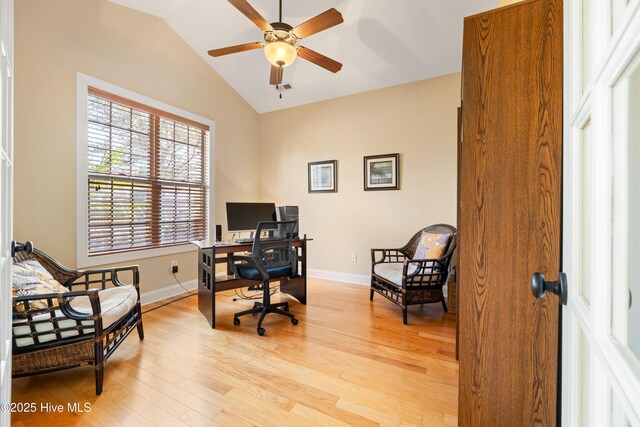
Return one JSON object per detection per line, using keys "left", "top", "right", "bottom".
{"left": 207, "top": 0, "right": 344, "bottom": 86}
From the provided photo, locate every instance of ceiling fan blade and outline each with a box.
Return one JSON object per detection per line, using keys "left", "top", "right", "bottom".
{"left": 208, "top": 42, "right": 263, "bottom": 57}
{"left": 270, "top": 65, "right": 283, "bottom": 85}
{"left": 298, "top": 46, "right": 343, "bottom": 73}
{"left": 292, "top": 8, "right": 343, "bottom": 39}
{"left": 227, "top": 0, "right": 273, "bottom": 32}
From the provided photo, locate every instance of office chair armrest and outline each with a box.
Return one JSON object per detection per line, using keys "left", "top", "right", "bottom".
{"left": 228, "top": 255, "right": 269, "bottom": 282}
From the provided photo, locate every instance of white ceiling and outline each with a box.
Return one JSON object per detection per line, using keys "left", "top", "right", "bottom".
{"left": 108, "top": 0, "right": 498, "bottom": 113}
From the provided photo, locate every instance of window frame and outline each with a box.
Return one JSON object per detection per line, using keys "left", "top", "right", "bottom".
{"left": 76, "top": 73, "right": 215, "bottom": 268}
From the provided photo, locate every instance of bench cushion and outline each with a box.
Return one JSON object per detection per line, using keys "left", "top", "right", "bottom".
{"left": 69, "top": 285, "right": 138, "bottom": 328}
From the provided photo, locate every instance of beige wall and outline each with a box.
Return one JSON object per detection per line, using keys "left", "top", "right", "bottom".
{"left": 258, "top": 74, "right": 460, "bottom": 278}
{"left": 15, "top": 0, "right": 461, "bottom": 292}
{"left": 499, "top": 0, "right": 524, "bottom": 5}
{"left": 14, "top": 0, "right": 260, "bottom": 294}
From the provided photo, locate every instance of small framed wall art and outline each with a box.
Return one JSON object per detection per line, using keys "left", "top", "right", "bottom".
{"left": 364, "top": 153, "right": 399, "bottom": 191}
{"left": 308, "top": 160, "right": 338, "bottom": 193}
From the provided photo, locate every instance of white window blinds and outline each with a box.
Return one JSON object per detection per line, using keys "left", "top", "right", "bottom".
{"left": 86, "top": 87, "right": 208, "bottom": 255}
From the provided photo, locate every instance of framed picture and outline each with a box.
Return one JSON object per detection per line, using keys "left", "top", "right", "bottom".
{"left": 364, "top": 153, "right": 399, "bottom": 191}
{"left": 308, "top": 160, "right": 337, "bottom": 193}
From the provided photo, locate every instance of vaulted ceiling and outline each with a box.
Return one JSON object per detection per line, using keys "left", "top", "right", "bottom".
{"left": 109, "top": 0, "right": 498, "bottom": 113}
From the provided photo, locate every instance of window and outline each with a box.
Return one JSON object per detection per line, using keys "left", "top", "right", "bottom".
{"left": 77, "top": 74, "right": 213, "bottom": 266}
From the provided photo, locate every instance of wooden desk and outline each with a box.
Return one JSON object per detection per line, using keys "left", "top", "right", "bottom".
{"left": 194, "top": 238, "right": 309, "bottom": 328}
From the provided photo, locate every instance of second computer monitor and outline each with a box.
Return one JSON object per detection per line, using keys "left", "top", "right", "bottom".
{"left": 276, "top": 206, "right": 299, "bottom": 238}
{"left": 226, "top": 202, "right": 276, "bottom": 232}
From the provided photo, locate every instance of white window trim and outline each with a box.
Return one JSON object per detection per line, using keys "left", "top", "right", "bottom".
{"left": 76, "top": 72, "right": 215, "bottom": 268}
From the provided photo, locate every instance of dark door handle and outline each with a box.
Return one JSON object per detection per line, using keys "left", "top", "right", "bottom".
{"left": 531, "top": 272, "right": 567, "bottom": 305}
{"left": 11, "top": 241, "right": 33, "bottom": 257}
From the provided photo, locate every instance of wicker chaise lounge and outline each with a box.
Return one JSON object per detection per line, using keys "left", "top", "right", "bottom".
{"left": 11, "top": 243, "right": 144, "bottom": 395}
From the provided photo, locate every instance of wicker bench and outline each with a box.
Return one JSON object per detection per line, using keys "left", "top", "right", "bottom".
{"left": 12, "top": 244, "right": 144, "bottom": 395}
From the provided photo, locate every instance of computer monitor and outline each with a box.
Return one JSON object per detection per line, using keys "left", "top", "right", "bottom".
{"left": 276, "top": 206, "right": 299, "bottom": 238}
{"left": 226, "top": 202, "right": 277, "bottom": 232}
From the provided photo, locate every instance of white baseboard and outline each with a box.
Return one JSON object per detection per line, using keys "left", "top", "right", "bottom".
{"left": 140, "top": 273, "right": 447, "bottom": 305}
{"left": 308, "top": 268, "right": 449, "bottom": 297}
{"left": 140, "top": 279, "right": 197, "bottom": 306}
{"left": 307, "top": 268, "right": 370, "bottom": 286}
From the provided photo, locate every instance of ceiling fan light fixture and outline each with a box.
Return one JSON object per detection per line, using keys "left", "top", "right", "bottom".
{"left": 208, "top": 1, "right": 344, "bottom": 86}
{"left": 264, "top": 41, "right": 297, "bottom": 67}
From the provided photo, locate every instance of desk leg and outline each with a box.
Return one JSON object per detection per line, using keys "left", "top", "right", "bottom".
{"left": 210, "top": 278, "right": 216, "bottom": 329}
{"left": 279, "top": 277, "right": 306, "bottom": 304}
{"left": 279, "top": 240, "right": 307, "bottom": 305}
{"left": 197, "top": 247, "right": 216, "bottom": 328}
{"left": 226, "top": 253, "right": 233, "bottom": 275}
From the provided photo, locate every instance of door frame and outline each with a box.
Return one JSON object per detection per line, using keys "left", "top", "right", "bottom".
{"left": 562, "top": 0, "right": 640, "bottom": 425}
{"left": 0, "top": 0, "right": 13, "bottom": 423}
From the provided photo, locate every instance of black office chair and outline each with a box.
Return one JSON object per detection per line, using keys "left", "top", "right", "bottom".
{"left": 228, "top": 220, "right": 299, "bottom": 336}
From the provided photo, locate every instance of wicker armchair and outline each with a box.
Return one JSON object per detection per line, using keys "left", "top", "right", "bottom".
{"left": 370, "top": 224, "right": 456, "bottom": 324}
{"left": 11, "top": 243, "right": 144, "bottom": 395}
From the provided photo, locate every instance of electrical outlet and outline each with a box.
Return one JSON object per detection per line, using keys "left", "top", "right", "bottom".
{"left": 171, "top": 260, "right": 178, "bottom": 274}
{"left": 351, "top": 253, "right": 357, "bottom": 263}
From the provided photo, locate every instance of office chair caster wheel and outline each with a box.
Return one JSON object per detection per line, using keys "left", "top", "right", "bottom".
{"left": 233, "top": 317, "right": 240, "bottom": 326}
{"left": 291, "top": 318, "right": 298, "bottom": 325}
{"left": 257, "top": 327, "right": 266, "bottom": 336}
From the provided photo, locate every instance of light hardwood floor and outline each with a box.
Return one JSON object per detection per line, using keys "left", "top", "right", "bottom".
{"left": 11, "top": 279, "right": 458, "bottom": 426}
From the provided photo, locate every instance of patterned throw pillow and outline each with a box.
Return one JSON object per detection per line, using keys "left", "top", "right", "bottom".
{"left": 413, "top": 232, "right": 452, "bottom": 260}
{"left": 12, "top": 259, "right": 69, "bottom": 311}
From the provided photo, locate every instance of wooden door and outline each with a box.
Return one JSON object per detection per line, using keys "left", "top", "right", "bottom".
{"left": 458, "top": 0, "right": 563, "bottom": 425}
{"left": 0, "top": 0, "right": 13, "bottom": 423}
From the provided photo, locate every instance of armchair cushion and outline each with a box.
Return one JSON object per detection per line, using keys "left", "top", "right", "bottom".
{"left": 12, "top": 259, "right": 69, "bottom": 311}
{"left": 373, "top": 263, "right": 419, "bottom": 287}
{"left": 13, "top": 285, "right": 138, "bottom": 348}
{"left": 413, "top": 232, "right": 453, "bottom": 261}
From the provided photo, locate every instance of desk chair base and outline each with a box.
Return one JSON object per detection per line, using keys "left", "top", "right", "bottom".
{"left": 233, "top": 301, "right": 298, "bottom": 336}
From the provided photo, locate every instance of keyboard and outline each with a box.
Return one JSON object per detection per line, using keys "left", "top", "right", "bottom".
{"left": 234, "top": 236, "right": 285, "bottom": 244}
{"left": 234, "top": 237, "right": 254, "bottom": 244}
